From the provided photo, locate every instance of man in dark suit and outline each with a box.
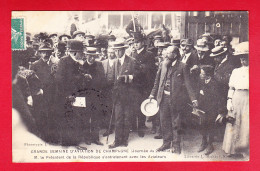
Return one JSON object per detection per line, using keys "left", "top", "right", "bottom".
{"left": 149, "top": 46, "right": 198, "bottom": 154}
{"left": 210, "top": 46, "right": 237, "bottom": 142}
{"left": 55, "top": 40, "right": 89, "bottom": 148}
{"left": 82, "top": 47, "right": 106, "bottom": 146}
{"left": 197, "top": 65, "right": 225, "bottom": 155}
{"left": 101, "top": 48, "right": 116, "bottom": 136}
{"left": 180, "top": 39, "right": 199, "bottom": 70}
{"left": 132, "top": 33, "right": 157, "bottom": 137}
{"left": 30, "top": 44, "right": 56, "bottom": 142}
{"left": 210, "top": 46, "right": 236, "bottom": 109}
{"left": 70, "top": 15, "right": 79, "bottom": 36}
{"left": 108, "top": 41, "right": 137, "bottom": 149}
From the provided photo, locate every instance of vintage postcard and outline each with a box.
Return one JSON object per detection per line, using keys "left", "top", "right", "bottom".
{"left": 12, "top": 11, "right": 249, "bottom": 162}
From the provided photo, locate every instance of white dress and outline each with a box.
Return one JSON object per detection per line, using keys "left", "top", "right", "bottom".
{"left": 222, "top": 66, "right": 249, "bottom": 154}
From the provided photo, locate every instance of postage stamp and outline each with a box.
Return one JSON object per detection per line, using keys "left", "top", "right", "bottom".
{"left": 11, "top": 18, "right": 26, "bottom": 50}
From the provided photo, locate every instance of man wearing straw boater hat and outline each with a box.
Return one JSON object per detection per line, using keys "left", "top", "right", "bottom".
{"left": 108, "top": 40, "right": 136, "bottom": 149}
{"left": 210, "top": 46, "right": 236, "bottom": 123}
{"left": 210, "top": 46, "right": 236, "bottom": 95}
{"left": 194, "top": 39, "right": 214, "bottom": 66}
{"left": 82, "top": 47, "right": 106, "bottom": 146}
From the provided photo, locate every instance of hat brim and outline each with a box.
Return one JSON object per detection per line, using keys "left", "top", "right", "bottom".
{"left": 111, "top": 45, "right": 129, "bottom": 49}
{"left": 210, "top": 48, "right": 228, "bottom": 57}
{"left": 38, "top": 48, "right": 53, "bottom": 51}
{"left": 195, "top": 46, "right": 209, "bottom": 51}
{"left": 86, "top": 52, "right": 99, "bottom": 55}
{"left": 233, "top": 52, "right": 249, "bottom": 56}
{"left": 141, "top": 99, "right": 159, "bottom": 116}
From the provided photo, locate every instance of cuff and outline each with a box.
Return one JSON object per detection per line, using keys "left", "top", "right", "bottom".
{"left": 128, "top": 75, "right": 133, "bottom": 83}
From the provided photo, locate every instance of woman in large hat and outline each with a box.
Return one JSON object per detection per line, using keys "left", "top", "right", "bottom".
{"left": 222, "top": 42, "right": 249, "bottom": 158}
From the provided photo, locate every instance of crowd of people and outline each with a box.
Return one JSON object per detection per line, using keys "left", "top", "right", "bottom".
{"left": 12, "top": 18, "right": 249, "bottom": 159}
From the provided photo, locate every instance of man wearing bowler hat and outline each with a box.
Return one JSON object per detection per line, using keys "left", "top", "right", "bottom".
{"left": 108, "top": 41, "right": 136, "bottom": 148}
{"left": 132, "top": 33, "right": 157, "bottom": 137}
{"left": 149, "top": 46, "right": 198, "bottom": 154}
{"left": 30, "top": 43, "right": 56, "bottom": 142}
{"left": 55, "top": 40, "right": 90, "bottom": 148}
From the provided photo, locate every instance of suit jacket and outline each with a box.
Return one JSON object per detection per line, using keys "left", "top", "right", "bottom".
{"left": 181, "top": 50, "right": 199, "bottom": 70}
{"left": 82, "top": 61, "right": 106, "bottom": 91}
{"left": 55, "top": 55, "right": 86, "bottom": 100}
{"left": 150, "top": 60, "right": 196, "bottom": 111}
{"left": 198, "top": 78, "right": 226, "bottom": 119}
{"left": 132, "top": 48, "right": 157, "bottom": 95}
{"left": 30, "top": 58, "right": 54, "bottom": 90}
{"left": 113, "top": 55, "right": 136, "bottom": 103}
{"left": 214, "top": 58, "right": 236, "bottom": 87}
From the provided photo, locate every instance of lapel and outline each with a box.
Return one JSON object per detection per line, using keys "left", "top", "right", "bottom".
{"left": 103, "top": 59, "right": 108, "bottom": 75}
{"left": 161, "top": 60, "right": 168, "bottom": 81}
{"left": 119, "top": 56, "right": 129, "bottom": 75}
{"left": 171, "top": 60, "right": 179, "bottom": 76}
{"left": 215, "top": 60, "right": 227, "bottom": 72}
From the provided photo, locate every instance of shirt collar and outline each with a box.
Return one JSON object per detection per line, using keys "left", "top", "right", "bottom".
{"left": 171, "top": 60, "right": 177, "bottom": 66}
{"left": 184, "top": 52, "right": 191, "bottom": 58}
{"left": 108, "top": 59, "right": 114, "bottom": 67}
{"left": 220, "top": 55, "right": 228, "bottom": 64}
{"left": 205, "top": 78, "right": 211, "bottom": 84}
{"left": 137, "top": 47, "right": 144, "bottom": 54}
{"left": 119, "top": 54, "right": 126, "bottom": 64}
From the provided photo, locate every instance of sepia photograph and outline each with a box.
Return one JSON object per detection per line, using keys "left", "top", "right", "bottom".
{"left": 11, "top": 11, "right": 249, "bottom": 162}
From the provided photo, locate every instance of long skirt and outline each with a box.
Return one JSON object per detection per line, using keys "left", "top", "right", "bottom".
{"left": 222, "top": 90, "right": 249, "bottom": 154}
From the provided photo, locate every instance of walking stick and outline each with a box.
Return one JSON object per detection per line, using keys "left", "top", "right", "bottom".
{"left": 106, "top": 102, "right": 115, "bottom": 144}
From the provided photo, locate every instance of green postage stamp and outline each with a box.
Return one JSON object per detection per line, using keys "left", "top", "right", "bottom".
{"left": 11, "top": 18, "right": 26, "bottom": 50}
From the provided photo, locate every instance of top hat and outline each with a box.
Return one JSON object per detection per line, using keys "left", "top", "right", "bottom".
{"left": 133, "top": 33, "right": 146, "bottom": 42}
{"left": 141, "top": 99, "right": 159, "bottom": 116}
{"left": 59, "top": 34, "right": 71, "bottom": 40}
{"left": 67, "top": 39, "right": 84, "bottom": 52}
{"left": 110, "top": 41, "right": 128, "bottom": 49}
{"left": 85, "top": 47, "right": 99, "bottom": 55}
{"left": 195, "top": 39, "right": 209, "bottom": 51}
{"left": 49, "top": 33, "right": 58, "bottom": 38}
{"left": 72, "top": 31, "right": 85, "bottom": 39}
{"left": 233, "top": 41, "right": 249, "bottom": 56}
{"left": 210, "top": 46, "right": 228, "bottom": 57}
{"left": 181, "top": 39, "right": 194, "bottom": 46}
